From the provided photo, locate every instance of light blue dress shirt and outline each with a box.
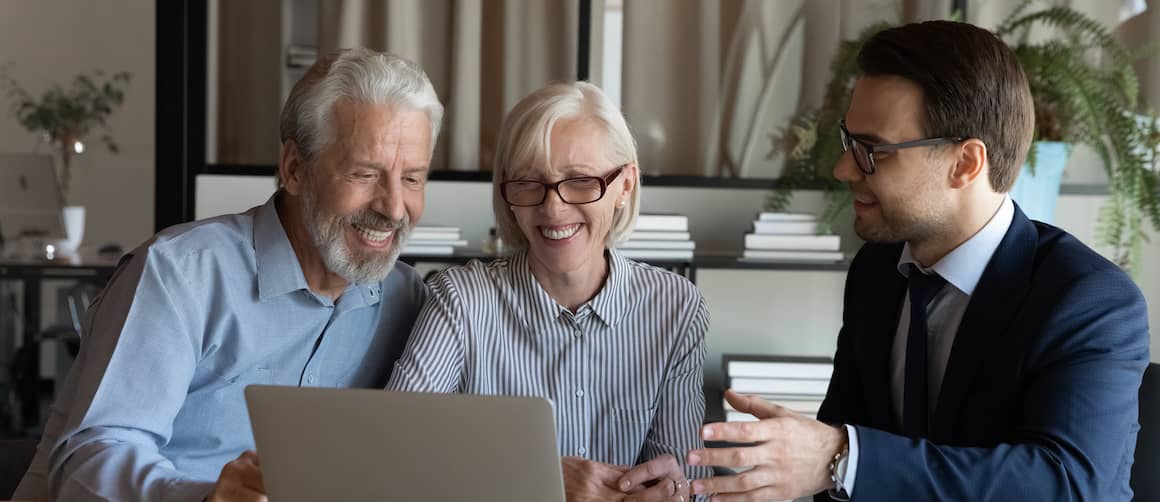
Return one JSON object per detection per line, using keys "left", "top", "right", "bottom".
{"left": 13, "top": 195, "right": 427, "bottom": 502}
{"left": 835, "top": 196, "right": 1014, "bottom": 499}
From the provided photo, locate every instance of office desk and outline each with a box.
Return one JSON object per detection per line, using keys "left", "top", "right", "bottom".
{"left": 0, "top": 259, "right": 118, "bottom": 432}
{"left": 0, "top": 259, "right": 118, "bottom": 349}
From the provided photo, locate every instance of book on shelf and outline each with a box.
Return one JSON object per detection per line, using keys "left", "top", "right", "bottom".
{"left": 726, "top": 358, "right": 834, "bottom": 380}
{"left": 626, "top": 231, "right": 691, "bottom": 241}
{"left": 741, "top": 249, "right": 844, "bottom": 262}
{"left": 400, "top": 244, "right": 455, "bottom": 256}
{"left": 744, "top": 233, "right": 840, "bottom": 251}
{"left": 619, "top": 240, "right": 696, "bottom": 250}
{"left": 723, "top": 397, "right": 824, "bottom": 415}
{"left": 411, "top": 226, "right": 461, "bottom": 240}
{"left": 752, "top": 220, "right": 819, "bottom": 235}
{"left": 407, "top": 239, "right": 468, "bottom": 248}
{"left": 634, "top": 214, "right": 688, "bottom": 232}
{"left": 757, "top": 212, "right": 817, "bottom": 222}
{"left": 728, "top": 377, "right": 830, "bottom": 396}
{"left": 618, "top": 248, "right": 694, "bottom": 261}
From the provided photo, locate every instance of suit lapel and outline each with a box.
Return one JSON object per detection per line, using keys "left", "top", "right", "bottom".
{"left": 931, "top": 206, "right": 1037, "bottom": 439}
{"left": 855, "top": 245, "right": 909, "bottom": 430}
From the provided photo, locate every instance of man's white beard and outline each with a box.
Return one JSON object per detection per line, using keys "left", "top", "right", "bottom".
{"left": 302, "top": 189, "right": 410, "bottom": 285}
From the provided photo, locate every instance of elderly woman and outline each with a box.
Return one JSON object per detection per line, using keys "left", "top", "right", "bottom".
{"left": 387, "top": 82, "right": 709, "bottom": 501}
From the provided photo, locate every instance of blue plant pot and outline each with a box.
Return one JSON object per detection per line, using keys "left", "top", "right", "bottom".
{"left": 1009, "top": 141, "right": 1071, "bottom": 224}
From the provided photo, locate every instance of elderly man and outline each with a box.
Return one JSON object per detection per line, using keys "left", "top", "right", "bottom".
{"left": 13, "top": 48, "right": 443, "bottom": 501}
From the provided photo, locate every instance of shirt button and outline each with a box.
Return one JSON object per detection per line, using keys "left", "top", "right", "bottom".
{"left": 306, "top": 375, "right": 317, "bottom": 384}
{"left": 578, "top": 447, "right": 587, "bottom": 455}
{"left": 575, "top": 389, "right": 584, "bottom": 398}
{"left": 573, "top": 328, "right": 582, "bottom": 338}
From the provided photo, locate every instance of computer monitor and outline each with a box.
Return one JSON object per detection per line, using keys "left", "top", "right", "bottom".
{"left": 0, "top": 153, "right": 66, "bottom": 242}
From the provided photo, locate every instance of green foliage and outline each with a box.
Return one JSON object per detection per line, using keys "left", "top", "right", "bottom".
{"left": 768, "top": 2, "right": 1160, "bottom": 276}
{"left": 1, "top": 66, "right": 131, "bottom": 152}
{"left": 996, "top": 2, "right": 1160, "bottom": 275}
{"left": 1, "top": 65, "right": 132, "bottom": 202}
{"left": 766, "top": 22, "right": 891, "bottom": 230}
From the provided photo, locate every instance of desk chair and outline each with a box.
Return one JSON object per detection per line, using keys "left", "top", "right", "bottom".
{"left": 1132, "top": 362, "right": 1159, "bottom": 501}
{"left": 11, "top": 281, "right": 97, "bottom": 434}
{"left": 0, "top": 438, "right": 37, "bottom": 499}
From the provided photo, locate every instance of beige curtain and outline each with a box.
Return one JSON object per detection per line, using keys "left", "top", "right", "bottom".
{"left": 317, "top": 0, "right": 577, "bottom": 172}
{"left": 619, "top": 0, "right": 919, "bottom": 178}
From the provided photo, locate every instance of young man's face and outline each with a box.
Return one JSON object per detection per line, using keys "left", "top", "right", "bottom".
{"left": 833, "top": 75, "right": 957, "bottom": 245}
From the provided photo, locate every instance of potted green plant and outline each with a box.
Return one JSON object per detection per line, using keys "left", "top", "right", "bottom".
{"left": 769, "top": 2, "right": 1160, "bottom": 275}
{"left": 1, "top": 66, "right": 131, "bottom": 256}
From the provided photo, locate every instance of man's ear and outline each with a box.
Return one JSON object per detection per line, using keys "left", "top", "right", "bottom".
{"left": 949, "top": 139, "right": 987, "bottom": 190}
{"left": 280, "top": 141, "right": 307, "bottom": 196}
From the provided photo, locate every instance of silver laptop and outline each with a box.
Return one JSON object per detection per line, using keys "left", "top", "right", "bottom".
{"left": 245, "top": 385, "right": 567, "bottom": 502}
{"left": 0, "top": 153, "right": 66, "bottom": 241}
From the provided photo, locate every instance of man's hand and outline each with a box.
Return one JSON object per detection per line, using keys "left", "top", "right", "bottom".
{"left": 562, "top": 456, "right": 631, "bottom": 502}
{"left": 686, "top": 390, "right": 847, "bottom": 501}
{"left": 617, "top": 454, "right": 691, "bottom": 502}
{"left": 207, "top": 450, "right": 267, "bottom": 502}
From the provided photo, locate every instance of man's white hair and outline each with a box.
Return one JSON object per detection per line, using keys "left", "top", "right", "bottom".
{"left": 278, "top": 48, "right": 443, "bottom": 183}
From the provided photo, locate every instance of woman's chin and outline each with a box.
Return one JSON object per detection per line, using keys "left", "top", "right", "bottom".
{"left": 528, "top": 240, "right": 601, "bottom": 273}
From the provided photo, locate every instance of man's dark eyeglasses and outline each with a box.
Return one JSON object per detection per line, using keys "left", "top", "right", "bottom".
{"left": 500, "top": 165, "right": 628, "bottom": 207}
{"left": 839, "top": 121, "right": 967, "bottom": 175}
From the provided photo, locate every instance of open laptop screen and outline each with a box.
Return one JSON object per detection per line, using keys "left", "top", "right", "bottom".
{"left": 0, "top": 153, "right": 66, "bottom": 241}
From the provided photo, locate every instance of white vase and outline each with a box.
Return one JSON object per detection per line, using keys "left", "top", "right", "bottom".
{"left": 54, "top": 205, "right": 86, "bottom": 257}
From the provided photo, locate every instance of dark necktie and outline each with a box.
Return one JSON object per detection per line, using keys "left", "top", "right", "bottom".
{"left": 904, "top": 264, "right": 946, "bottom": 437}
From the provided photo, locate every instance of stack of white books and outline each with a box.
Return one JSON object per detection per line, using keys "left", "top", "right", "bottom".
{"left": 723, "top": 355, "right": 833, "bottom": 422}
{"left": 742, "top": 212, "right": 843, "bottom": 262}
{"left": 401, "top": 226, "right": 468, "bottom": 256}
{"left": 618, "top": 214, "right": 695, "bottom": 261}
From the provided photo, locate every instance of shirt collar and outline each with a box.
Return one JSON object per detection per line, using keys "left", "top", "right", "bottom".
{"left": 897, "top": 195, "right": 1015, "bottom": 296}
{"left": 512, "top": 248, "right": 632, "bottom": 328}
{"left": 254, "top": 194, "right": 311, "bottom": 301}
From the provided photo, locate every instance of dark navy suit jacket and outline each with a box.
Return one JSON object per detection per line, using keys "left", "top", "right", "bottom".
{"left": 817, "top": 205, "right": 1149, "bottom": 501}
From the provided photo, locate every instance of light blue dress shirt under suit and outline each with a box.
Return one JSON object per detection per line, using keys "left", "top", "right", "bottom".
{"left": 13, "top": 196, "right": 427, "bottom": 502}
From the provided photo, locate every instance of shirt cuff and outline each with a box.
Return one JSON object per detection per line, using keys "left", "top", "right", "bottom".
{"left": 826, "top": 424, "right": 860, "bottom": 501}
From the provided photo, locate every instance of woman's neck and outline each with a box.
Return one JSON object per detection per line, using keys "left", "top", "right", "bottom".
{"left": 527, "top": 250, "right": 610, "bottom": 312}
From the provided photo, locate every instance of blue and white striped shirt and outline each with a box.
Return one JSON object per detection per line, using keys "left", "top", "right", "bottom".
{"left": 386, "top": 249, "right": 712, "bottom": 482}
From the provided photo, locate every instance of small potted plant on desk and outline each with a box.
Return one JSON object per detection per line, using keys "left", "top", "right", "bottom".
{"left": 1, "top": 65, "right": 131, "bottom": 259}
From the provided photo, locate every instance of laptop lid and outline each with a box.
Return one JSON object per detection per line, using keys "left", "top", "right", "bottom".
{"left": 0, "top": 153, "right": 66, "bottom": 241}
{"left": 245, "top": 385, "right": 567, "bottom": 502}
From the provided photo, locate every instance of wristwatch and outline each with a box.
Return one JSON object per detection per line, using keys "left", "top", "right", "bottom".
{"left": 829, "top": 426, "right": 851, "bottom": 497}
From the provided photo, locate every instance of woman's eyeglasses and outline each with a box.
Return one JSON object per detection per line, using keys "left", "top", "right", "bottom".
{"left": 500, "top": 165, "right": 627, "bottom": 206}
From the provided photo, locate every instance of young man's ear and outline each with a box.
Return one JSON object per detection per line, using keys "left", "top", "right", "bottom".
{"left": 949, "top": 139, "right": 987, "bottom": 190}
{"left": 279, "top": 141, "right": 307, "bottom": 196}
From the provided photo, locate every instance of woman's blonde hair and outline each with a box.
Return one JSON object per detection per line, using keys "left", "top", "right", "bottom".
{"left": 492, "top": 81, "right": 640, "bottom": 250}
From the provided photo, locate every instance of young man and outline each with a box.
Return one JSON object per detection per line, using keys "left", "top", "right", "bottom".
{"left": 14, "top": 48, "right": 444, "bottom": 502}
{"left": 687, "top": 21, "right": 1149, "bottom": 501}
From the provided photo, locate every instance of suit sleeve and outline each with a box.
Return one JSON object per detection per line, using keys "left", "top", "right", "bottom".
{"left": 846, "top": 269, "right": 1149, "bottom": 501}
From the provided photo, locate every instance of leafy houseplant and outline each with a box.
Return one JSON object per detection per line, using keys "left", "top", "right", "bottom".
{"left": 1, "top": 66, "right": 132, "bottom": 205}
{"left": 768, "top": 3, "right": 1160, "bottom": 275}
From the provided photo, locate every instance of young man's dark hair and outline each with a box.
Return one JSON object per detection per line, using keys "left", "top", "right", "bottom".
{"left": 858, "top": 20, "right": 1035, "bottom": 192}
